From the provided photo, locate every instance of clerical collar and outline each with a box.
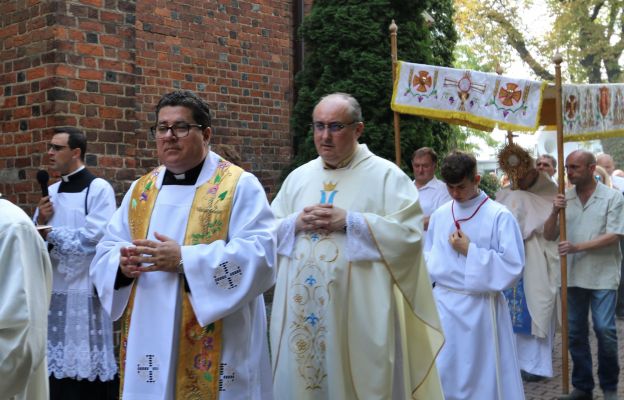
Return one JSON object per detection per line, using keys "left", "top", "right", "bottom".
{"left": 58, "top": 167, "right": 97, "bottom": 193}
{"left": 323, "top": 148, "right": 358, "bottom": 170}
{"left": 162, "top": 158, "right": 205, "bottom": 185}
{"left": 61, "top": 166, "right": 85, "bottom": 182}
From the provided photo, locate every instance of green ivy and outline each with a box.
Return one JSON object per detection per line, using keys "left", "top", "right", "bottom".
{"left": 285, "top": 0, "right": 459, "bottom": 180}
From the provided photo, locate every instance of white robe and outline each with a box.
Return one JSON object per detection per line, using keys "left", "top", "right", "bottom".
{"left": 496, "top": 176, "right": 560, "bottom": 377}
{"left": 425, "top": 191, "right": 525, "bottom": 400}
{"left": 90, "top": 152, "right": 276, "bottom": 400}
{"left": 34, "top": 171, "right": 118, "bottom": 381}
{"left": 271, "top": 144, "right": 444, "bottom": 400}
{"left": 0, "top": 199, "right": 52, "bottom": 400}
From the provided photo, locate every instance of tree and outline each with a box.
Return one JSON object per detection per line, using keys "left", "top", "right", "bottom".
{"left": 454, "top": 0, "right": 623, "bottom": 84}
{"left": 287, "top": 0, "right": 458, "bottom": 177}
{"left": 454, "top": 0, "right": 624, "bottom": 165}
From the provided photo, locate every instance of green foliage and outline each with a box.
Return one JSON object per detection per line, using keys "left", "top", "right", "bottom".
{"left": 454, "top": 0, "right": 623, "bottom": 84}
{"left": 286, "top": 0, "right": 459, "bottom": 178}
{"left": 479, "top": 171, "right": 501, "bottom": 199}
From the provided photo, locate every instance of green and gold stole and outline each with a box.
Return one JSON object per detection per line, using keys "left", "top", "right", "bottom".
{"left": 120, "top": 159, "right": 243, "bottom": 399}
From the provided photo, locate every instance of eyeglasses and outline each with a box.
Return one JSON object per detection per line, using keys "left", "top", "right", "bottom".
{"left": 48, "top": 144, "right": 68, "bottom": 152}
{"left": 150, "top": 123, "right": 204, "bottom": 139}
{"left": 311, "top": 121, "right": 359, "bottom": 134}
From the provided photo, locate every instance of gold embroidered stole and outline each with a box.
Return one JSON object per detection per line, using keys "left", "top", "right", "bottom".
{"left": 120, "top": 160, "right": 243, "bottom": 399}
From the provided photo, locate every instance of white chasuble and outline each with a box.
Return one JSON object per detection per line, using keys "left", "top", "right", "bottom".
{"left": 90, "top": 152, "right": 276, "bottom": 400}
{"left": 425, "top": 192, "right": 525, "bottom": 400}
{"left": 271, "top": 144, "right": 444, "bottom": 400}
{"left": 0, "top": 199, "right": 52, "bottom": 400}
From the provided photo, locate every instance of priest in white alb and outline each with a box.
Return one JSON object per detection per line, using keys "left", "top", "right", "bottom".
{"left": 0, "top": 196, "right": 52, "bottom": 400}
{"left": 271, "top": 93, "right": 444, "bottom": 400}
{"left": 425, "top": 150, "right": 525, "bottom": 400}
{"left": 496, "top": 148, "right": 560, "bottom": 382}
{"left": 90, "top": 91, "right": 276, "bottom": 400}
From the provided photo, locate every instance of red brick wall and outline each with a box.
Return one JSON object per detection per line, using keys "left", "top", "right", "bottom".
{"left": 1, "top": 0, "right": 295, "bottom": 213}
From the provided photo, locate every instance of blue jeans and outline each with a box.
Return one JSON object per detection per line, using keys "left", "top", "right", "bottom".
{"left": 567, "top": 287, "right": 619, "bottom": 393}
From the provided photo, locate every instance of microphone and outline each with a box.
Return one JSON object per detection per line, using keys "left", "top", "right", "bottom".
{"left": 36, "top": 170, "right": 49, "bottom": 197}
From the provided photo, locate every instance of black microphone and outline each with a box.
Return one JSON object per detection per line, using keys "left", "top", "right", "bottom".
{"left": 36, "top": 170, "right": 49, "bottom": 197}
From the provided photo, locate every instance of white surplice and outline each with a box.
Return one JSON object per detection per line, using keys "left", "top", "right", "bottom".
{"left": 425, "top": 191, "right": 525, "bottom": 400}
{"left": 90, "top": 152, "right": 276, "bottom": 400}
{"left": 271, "top": 144, "right": 444, "bottom": 400}
{"left": 0, "top": 199, "right": 52, "bottom": 400}
{"left": 34, "top": 169, "right": 118, "bottom": 381}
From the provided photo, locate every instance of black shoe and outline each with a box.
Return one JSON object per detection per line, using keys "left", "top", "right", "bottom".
{"left": 556, "top": 388, "right": 593, "bottom": 400}
{"left": 520, "top": 370, "right": 546, "bottom": 382}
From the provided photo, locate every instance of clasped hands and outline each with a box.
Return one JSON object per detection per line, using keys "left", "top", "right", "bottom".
{"left": 120, "top": 231, "right": 181, "bottom": 278}
{"left": 449, "top": 229, "right": 470, "bottom": 256}
{"left": 295, "top": 204, "right": 346, "bottom": 235}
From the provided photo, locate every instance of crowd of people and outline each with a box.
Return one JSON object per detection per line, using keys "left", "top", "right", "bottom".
{"left": 2, "top": 89, "right": 624, "bottom": 400}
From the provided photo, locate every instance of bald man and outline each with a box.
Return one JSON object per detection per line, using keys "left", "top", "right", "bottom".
{"left": 545, "top": 150, "right": 624, "bottom": 400}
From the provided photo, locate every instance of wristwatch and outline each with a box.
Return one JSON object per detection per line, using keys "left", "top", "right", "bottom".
{"left": 176, "top": 258, "right": 185, "bottom": 275}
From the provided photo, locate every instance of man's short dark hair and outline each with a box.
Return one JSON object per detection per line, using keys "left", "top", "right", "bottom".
{"left": 155, "top": 90, "right": 212, "bottom": 128}
{"left": 441, "top": 151, "right": 477, "bottom": 184}
{"left": 538, "top": 154, "right": 557, "bottom": 169}
{"left": 54, "top": 127, "right": 87, "bottom": 161}
{"left": 411, "top": 147, "right": 438, "bottom": 164}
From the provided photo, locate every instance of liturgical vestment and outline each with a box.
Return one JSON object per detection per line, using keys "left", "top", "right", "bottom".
{"left": 271, "top": 144, "right": 444, "bottom": 400}
{"left": 425, "top": 191, "right": 525, "bottom": 400}
{"left": 496, "top": 172, "right": 560, "bottom": 377}
{"left": 90, "top": 152, "right": 276, "bottom": 400}
{"left": 0, "top": 198, "right": 52, "bottom": 400}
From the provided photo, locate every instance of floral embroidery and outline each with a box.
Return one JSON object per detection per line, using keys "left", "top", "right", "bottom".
{"left": 287, "top": 236, "right": 339, "bottom": 390}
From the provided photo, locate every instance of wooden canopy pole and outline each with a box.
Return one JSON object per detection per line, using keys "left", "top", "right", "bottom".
{"left": 389, "top": 20, "right": 401, "bottom": 166}
{"left": 553, "top": 53, "right": 569, "bottom": 395}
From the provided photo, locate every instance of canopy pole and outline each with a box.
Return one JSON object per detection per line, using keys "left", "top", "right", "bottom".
{"left": 553, "top": 53, "right": 569, "bottom": 395}
{"left": 390, "top": 20, "right": 401, "bottom": 166}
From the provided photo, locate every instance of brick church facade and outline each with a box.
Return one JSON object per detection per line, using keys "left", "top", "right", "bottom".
{"left": 1, "top": 0, "right": 312, "bottom": 211}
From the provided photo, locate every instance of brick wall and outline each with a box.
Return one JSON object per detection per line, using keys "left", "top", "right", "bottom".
{"left": 1, "top": 0, "right": 295, "bottom": 213}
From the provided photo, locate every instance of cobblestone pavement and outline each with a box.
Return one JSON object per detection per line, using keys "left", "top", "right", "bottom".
{"left": 523, "top": 317, "right": 624, "bottom": 399}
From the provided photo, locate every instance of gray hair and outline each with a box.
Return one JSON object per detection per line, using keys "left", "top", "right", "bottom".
{"left": 316, "top": 92, "right": 363, "bottom": 122}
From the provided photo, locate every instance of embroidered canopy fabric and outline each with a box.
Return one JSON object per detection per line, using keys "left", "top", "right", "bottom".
{"left": 391, "top": 61, "right": 546, "bottom": 132}
{"left": 562, "top": 83, "right": 624, "bottom": 142}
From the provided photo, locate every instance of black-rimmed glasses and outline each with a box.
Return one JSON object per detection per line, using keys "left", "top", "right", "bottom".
{"left": 150, "top": 123, "right": 204, "bottom": 139}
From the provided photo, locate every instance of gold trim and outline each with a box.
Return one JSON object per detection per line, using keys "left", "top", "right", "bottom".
{"left": 119, "top": 160, "right": 243, "bottom": 399}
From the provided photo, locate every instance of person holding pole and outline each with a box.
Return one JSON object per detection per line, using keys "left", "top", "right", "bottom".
{"left": 544, "top": 150, "right": 624, "bottom": 400}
